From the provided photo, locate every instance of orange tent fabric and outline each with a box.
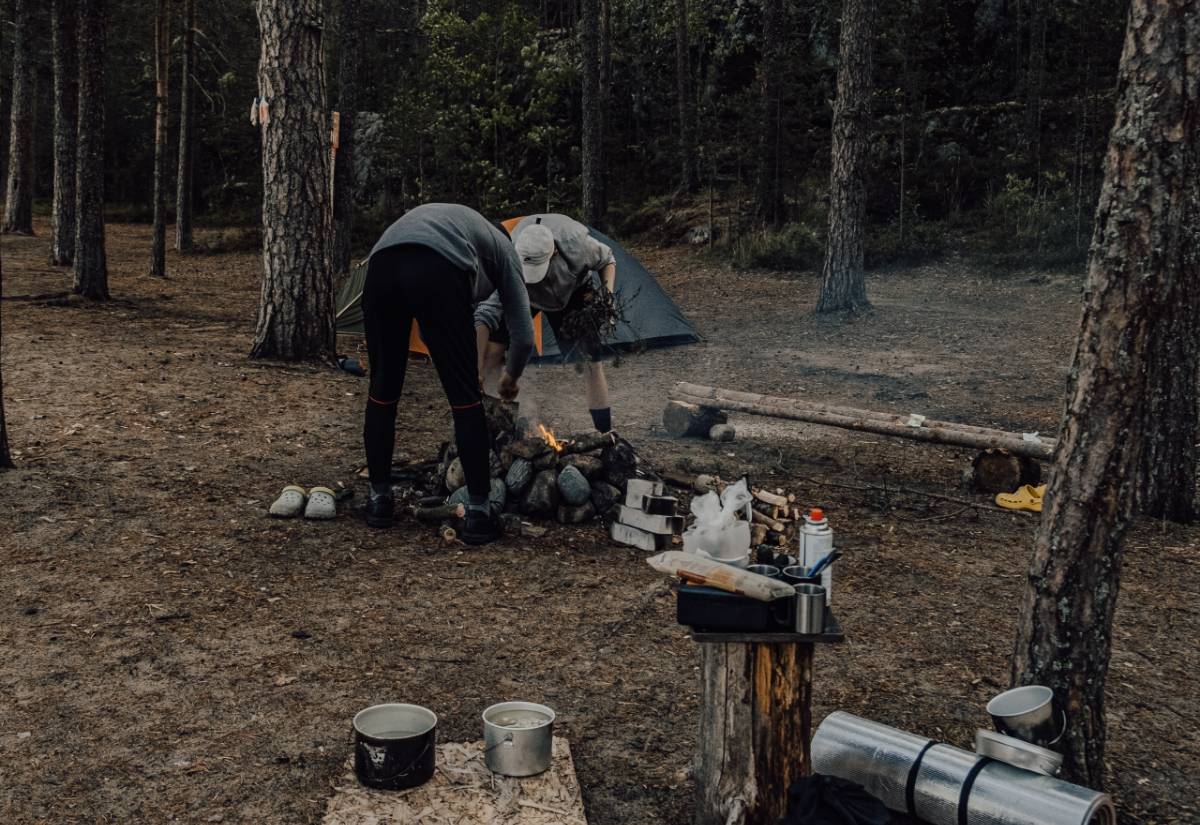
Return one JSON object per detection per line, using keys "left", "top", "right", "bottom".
{"left": 407, "top": 215, "right": 543, "bottom": 358}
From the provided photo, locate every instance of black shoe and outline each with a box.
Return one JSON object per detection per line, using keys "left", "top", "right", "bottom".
{"left": 461, "top": 508, "right": 503, "bottom": 545}
{"left": 365, "top": 492, "right": 394, "bottom": 528}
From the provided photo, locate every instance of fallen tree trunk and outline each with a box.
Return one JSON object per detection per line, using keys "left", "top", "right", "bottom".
{"left": 671, "top": 383, "right": 1056, "bottom": 460}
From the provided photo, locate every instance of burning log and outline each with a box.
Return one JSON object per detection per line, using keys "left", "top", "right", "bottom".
{"left": 562, "top": 430, "right": 618, "bottom": 456}
{"left": 564, "top": 453, "right": 603, "bottom": 479}
{"left": 511, "top": 437, "right": 555, "bottom": 462}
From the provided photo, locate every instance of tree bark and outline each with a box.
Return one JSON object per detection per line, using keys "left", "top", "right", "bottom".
{"left": 50, "top": 0, "right": 79, "bottom": 264}
{"left": 694, "top": 642, "right": 813, "bottom": 825}
{"left": 73, "top": 0, "right": 109, "bottom": 300}
{"left": 1023, "top": 0, "right": 1049, "bottom": 180}
{"left": 3, "top": 0, "right": 37, "bottom": 235}
{"left": 150, "top": 0, "right": 171, "bottom": 278}
{"left": 251, "top": 0, "right": 335, "bottom": 361}
{"left": 332, "top": 0, "right": 362, "bottom": 280}
{"left": 675, "top": 0, "right": 699, "bottom": 193}
{"left": 1012, "top": 0, "right": 1199, "bottom": 789}
{"left": 816, "top": 0, "right": 875, "bottom": 315}
{"left": 580, "top": 0, "right": 603, "bottom": 229}
{"left": 175, "top": 0, "right": 196, "bottom": 253}
{"left": 753, "top": 0, "right": 784, "bottom": 226}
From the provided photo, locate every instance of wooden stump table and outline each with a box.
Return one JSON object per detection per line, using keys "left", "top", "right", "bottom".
{"left": 691, "top": 611, "right": 844, "bottom": 825}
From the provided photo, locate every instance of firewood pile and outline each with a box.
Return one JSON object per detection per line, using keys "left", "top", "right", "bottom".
{"left": 609, "top": 469, "right": 811, "bottom": 560}
{"left": 388, "top": 397, "right": 643, "bottom": 542}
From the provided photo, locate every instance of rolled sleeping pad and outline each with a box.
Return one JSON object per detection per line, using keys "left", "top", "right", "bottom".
{"left": 811, "top": 712, "right": 1115, "bottom": 825}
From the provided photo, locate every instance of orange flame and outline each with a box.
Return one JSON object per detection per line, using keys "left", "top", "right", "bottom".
{"left": 538, "top": 424, "right": 565, "bottom": 453}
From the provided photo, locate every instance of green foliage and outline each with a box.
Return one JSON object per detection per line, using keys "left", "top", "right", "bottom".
{"left": 976, "top": 172, "right": 1088, "bottom": 270}
{"left": 731, "top": 222, "right": 824, "bottom": 272}
{"left": 377, "top": 0, "right": 577, "bottom": 217}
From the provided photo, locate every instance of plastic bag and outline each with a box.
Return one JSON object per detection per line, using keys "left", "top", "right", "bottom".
{"left": 779, "top": 774, "right": 891, "bottom": 825}
{"left": 682, "top": 478, "right": 753, "bottom": 563}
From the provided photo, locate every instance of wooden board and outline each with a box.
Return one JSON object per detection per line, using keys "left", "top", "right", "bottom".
{"left": 322, "top": 737, "right": 587, "bottom": 825}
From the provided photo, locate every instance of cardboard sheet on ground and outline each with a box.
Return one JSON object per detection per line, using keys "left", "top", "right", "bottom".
{"left": 322, "top": 737, "right": 587, "bottom": 825}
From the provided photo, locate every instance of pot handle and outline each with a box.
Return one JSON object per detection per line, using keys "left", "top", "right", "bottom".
{"left": 480, "top": 733, "right": 514, "bottom": 756}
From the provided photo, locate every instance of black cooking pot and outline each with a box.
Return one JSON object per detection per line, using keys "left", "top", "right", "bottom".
{"left": 352, "top": 703, "right": 437, "bottom": 790}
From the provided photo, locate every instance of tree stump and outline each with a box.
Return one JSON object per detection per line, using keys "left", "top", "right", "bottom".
{"left": 694, "top": 642, "right": 813, "bottom": 825}
{"left": 664, "top": 401, "right": 728, "bottom": 438}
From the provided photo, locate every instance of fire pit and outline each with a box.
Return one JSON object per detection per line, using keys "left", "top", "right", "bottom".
{"left": 390, "top": 397, "right": 642, "bottom": 542}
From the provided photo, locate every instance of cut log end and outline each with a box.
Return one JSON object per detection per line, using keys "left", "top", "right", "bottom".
{"left": 972, "top": 449, "right": 1043, "bottom": 494}
{"left": 664, "top": 401, "right": 728, "bottom": 439}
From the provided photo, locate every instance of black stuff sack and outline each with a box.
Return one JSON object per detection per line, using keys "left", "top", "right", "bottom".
{"left": 779, "top": 773, "right": 891, "bottom": 825}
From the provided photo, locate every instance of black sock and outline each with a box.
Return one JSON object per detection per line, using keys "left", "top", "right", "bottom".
{"left": 589, "top": 407, "right": 612, "bottom": 433}
{"left": 452, "top": 405, "right": 492, "bottom": 500}
{"left": 364, "top": 401, "right": 398, "bottom": 489}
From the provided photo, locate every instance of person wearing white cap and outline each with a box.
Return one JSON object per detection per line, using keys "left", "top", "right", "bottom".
{"left": 474, "top": 214, "right": 618, "bottom": 433}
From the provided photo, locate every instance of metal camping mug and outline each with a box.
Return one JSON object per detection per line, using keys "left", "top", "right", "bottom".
{"left": 793, "top": 583, "right": 826, "bottom": 634}
{"left": 986, "top": 685, "right": 1066, "bottom": 747}
{"left": 746, "top": 564, "right": 781, "bottom": 579}
{"left": 481, "top": 701, "right": 555, "bottom": 777}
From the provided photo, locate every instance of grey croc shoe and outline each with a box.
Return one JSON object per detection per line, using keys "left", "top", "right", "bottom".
{"left": 269, "top": 485, "right": 308, "bottom": 518}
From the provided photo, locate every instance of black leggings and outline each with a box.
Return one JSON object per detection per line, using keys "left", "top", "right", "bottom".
{"left": 363, "top": 245, "right": 490, "bottom": 498}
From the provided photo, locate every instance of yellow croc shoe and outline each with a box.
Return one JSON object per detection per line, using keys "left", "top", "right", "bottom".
{"left": 995, "top": 484, "right": 1044, "bottom": 513}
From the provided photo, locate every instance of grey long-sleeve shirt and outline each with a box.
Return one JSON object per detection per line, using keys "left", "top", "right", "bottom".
{"left": 370, "top": 203, "right": 534, "bottom": 378}
{"left": 474, "top": 213, "right": 615, "bottom": 332}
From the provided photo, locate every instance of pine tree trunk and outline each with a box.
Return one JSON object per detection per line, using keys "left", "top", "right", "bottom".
{"left": 816, "top": 0, "right": 875, "bottom": 315}
{"left": 50, "top": 0, "right": 79, "bottom": 264}
{"left": 150, "top": 0, "right": 171, "bottom": 278}
{"left": 580, "top": 0, "right": 603, "bottom": 229}
{"left": 175, "top": 0, "right": 196, "bottom": 253}
{"left": 251, "top": 0, "right": 335, "bottom": 361}
{"left": 3, "top": 0, "right": 36, "bottom": 236}
{"left": 753, "top": 0, "right": 784, "bottom": 226}
{"left": 597, "top": 0, "right": 611, "bottom": 217}
{"left": 1023, "top": 0, "right": 1049, "bottom": 180}
{"left": 73, "top": 0, "right": 109, "bottom": 300}
{"left": 332, "top": 0, "right": 362, "bottom": 280}
{"left": 0, "top": 249, "right": 13, "bottom": 469}
{"left": 675, "top": 0, "right": 699, "bottom": 193}
{"left": 1012, "top": 0, "right": 1199, "bottom": 789}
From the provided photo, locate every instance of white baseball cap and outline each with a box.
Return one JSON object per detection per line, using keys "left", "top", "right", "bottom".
{"left": 515, "top": 224, "right": 555, "bottom": 284}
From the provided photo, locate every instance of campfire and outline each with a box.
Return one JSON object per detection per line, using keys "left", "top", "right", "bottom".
{"left": 393, "top": 397, "right": 642, "bottom": 542}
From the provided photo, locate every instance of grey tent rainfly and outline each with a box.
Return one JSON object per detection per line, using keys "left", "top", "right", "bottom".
{"left": 335, "top": 226, "right": 700, "bottom": 362}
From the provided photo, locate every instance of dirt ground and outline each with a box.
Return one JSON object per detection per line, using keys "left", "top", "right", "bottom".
{"left": 1, "top": 221, "right": 1196, "bottom": 825}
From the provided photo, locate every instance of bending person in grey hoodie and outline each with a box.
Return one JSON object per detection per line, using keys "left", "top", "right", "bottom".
{"left": 362, "top": 203, "right": 533, "bottom": 544}
{"left": 474, "top": 213, "right": 617, "bottom": 433}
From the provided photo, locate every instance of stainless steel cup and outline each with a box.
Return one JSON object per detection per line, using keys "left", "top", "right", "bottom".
{"left": 793, "top": 583, "right": 826, "bottom": 634}
{"left": 482, "top": 701, "right": 555, "bottom": 777}
{"left": 986, "top": 685, "right": 1066, "bottom": 747}
{"left": 746, "top": 564, "right": 781, "bottom": 578}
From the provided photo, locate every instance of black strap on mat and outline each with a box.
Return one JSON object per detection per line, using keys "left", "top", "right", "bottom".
{"left": 957, "top": 757, "right": 993, "bottom": 825}
{"left": 904, "top": 741, "right": 936, "bottom": 817}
